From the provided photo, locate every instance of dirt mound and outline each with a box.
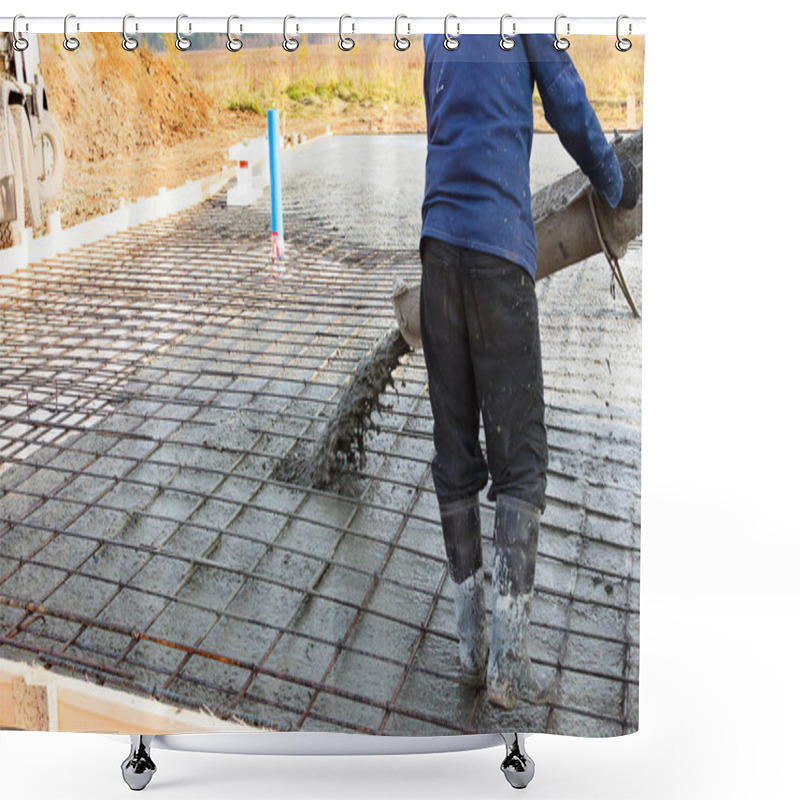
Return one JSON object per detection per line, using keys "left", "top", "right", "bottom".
{"left": 31, "top": 34, "right": 273, "bottom": 229}
{"left": 38, "top": 33, "right": 216, "bottom": 163}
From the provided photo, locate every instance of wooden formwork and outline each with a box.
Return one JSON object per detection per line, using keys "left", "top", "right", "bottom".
{"left": 0, "top": 658, "right": 257, "bottom": 733}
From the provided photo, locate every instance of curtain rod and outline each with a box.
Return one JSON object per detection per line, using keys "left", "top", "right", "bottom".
{"left": 0, "top": 16, "right": 646, "bottom": 37}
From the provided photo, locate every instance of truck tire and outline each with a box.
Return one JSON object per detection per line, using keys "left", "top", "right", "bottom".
{"left": 36, "top": 109, "right": 65, "bottom": 203}
{"left": 0, "top": 107, "right": 24, "bottom": 249}
{"left": 10, "top": 104, "right": 42, "bottom": 229}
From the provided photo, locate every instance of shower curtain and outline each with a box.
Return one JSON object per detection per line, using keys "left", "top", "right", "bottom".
{"left": 0, "top": 28, "right": 643, "bottom": 740}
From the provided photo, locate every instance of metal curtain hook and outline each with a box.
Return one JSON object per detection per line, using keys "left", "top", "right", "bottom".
{"left": 554, "top": 14, "right": 570, "bottom": 51}
{"left": 227, "top": 15, "right": 243, "bottom": 52}
{"left": 122, "top": 14, "right": 139, "bottom": 51}
{"left": 175, "top": 14, "right": 192, "bottom": 50}
{"left": 443, "top": 13, "right": 460, "bottom": 50}
{"left": 339, "top": 14, "right": 355, "bottom": 51}
{"left": 394, "top": 14, "right": 411, "bottom": 51}
{"left": 282, "top": 15, "right": 300, "bottom": 51}
{"left": 12, "top": 14, "right": 29, "bottom": 51}
{"left": 63, "top": 13, "right": 80, "bottom": 51}
{"left": 616, "top": 15, "right": 632, "bottom": 51}
{"left": 500, "top": 14, "right": 516, "bottom": 50}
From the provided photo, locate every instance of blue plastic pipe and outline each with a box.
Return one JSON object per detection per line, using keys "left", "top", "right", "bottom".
{"left": 267, "top": 109, "right": 284, "bottom": 260}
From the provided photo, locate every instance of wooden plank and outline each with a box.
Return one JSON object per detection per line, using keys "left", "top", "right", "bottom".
{"left": 8, "top": 675, "right": 50, "bottom": 730}
{"left": 1, "top": 658, "right": 260, "bottom": 734}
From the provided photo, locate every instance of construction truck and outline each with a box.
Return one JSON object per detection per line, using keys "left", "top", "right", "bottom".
{"left": 1, "top": 32, "right": 65, "bottom": 248}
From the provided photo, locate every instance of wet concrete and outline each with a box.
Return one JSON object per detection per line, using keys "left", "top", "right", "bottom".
{"left": 0, "top": 133, "right": 640, "bottom": 737}
{"left": 275, "top": 327, "right": 411, "bottom": 491}
{"left": 283, "top": 133, "right": 588, "bottom": 249}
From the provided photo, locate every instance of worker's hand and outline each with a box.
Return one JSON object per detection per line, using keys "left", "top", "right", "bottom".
{"left": 617, "top": 160, "right": 641, "bottom": 210}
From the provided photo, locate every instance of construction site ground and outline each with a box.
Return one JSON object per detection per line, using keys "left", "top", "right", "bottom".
{"left": 0, "top": 133, "right": 641, "bottom": 736}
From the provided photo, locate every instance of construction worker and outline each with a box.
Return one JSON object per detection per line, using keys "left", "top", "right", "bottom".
{"left": 419, "top": 34, "right": 640, "bottom": 709}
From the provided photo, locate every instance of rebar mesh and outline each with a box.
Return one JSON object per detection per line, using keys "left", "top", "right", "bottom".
{"left": 1, "top": 182, "right": 640, "bottom": 736}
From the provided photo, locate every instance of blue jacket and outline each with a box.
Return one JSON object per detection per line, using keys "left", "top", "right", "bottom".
{"left": 421, "top": 34, "right": 623, "bottom": 281}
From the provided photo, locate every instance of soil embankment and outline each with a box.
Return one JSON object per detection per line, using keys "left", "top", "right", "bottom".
{"left": 37, "top": 33, "right": 269, "bottom": 230}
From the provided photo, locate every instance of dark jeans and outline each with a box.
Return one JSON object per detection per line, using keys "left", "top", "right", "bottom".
{"left": 420, "top": 237, "right": 548, "bottom": 511}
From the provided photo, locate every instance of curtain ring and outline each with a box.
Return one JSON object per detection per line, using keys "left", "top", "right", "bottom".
{"left": 12, "top": 15, "right": 29, "bottom": 51}
{"left": 122, "top": 14, "right": 139, "bottom": 51}
{"left": 339, "top": 14, "right": 355, "bottom": 51}
{"left": 175, "top": 14, "right": 192, "bottom": 51}
{"left": 499, "top": 13, "right": 516, "bottom": 50}
{"left": 616, "top": 15, "right": 632, "bottom": 52}
{"left": 63, "top": 13, "right": 80, "bottom": 51}
{"left": 282, "top": 15, "right": 300, "bottom": 51}
{"left": 443, "top": 14, "right": 460, "bottom": 50}
{"left": 227, "top": 15, "right": 243, "bottom": 52}
{"left": 554, "top": 14, "right": 570, "bottom": 51}
{"left": 394, "top": 15, "right": 411, "bottom": 51}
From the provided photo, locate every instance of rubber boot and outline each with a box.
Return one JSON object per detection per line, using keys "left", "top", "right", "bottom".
{"left": 486, "top": 494, "right": 552, "bottom": 709}
{"left": 452, "top": 570, "right": 489, "bottom": 686}
{"left": 439, "top": 495, "right": 488, "bottom": 686}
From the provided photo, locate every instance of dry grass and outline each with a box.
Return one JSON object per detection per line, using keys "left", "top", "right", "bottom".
{"left": 182, "top": 37, "right": 427, "bottom": 134}
{"left": 180, "top": 35, "right": 645, "bottom": 133}
{"left": 541, "top": 35, "right": 645, "bottom": 129}
{"left": 564, "top": 35, "right": 645, "bottom": 105}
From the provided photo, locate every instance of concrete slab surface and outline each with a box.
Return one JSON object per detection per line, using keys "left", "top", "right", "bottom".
{"left": 0, "top": 134, "right": 640, "bottom": 736}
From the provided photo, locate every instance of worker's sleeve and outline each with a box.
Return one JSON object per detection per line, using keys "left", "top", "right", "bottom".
{"left": 522, "top": 35, "right": 623, "bottom": 208}
{"left": 422, "top": 35, "right": 433, "bottom": 142}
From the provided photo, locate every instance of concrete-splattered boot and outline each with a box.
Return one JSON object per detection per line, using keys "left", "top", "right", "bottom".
{"left": 486, "top": 494, "right": 551, "bottom": 709}
{"left": 440, "top": 495, "right": 488, "bottom": 687}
